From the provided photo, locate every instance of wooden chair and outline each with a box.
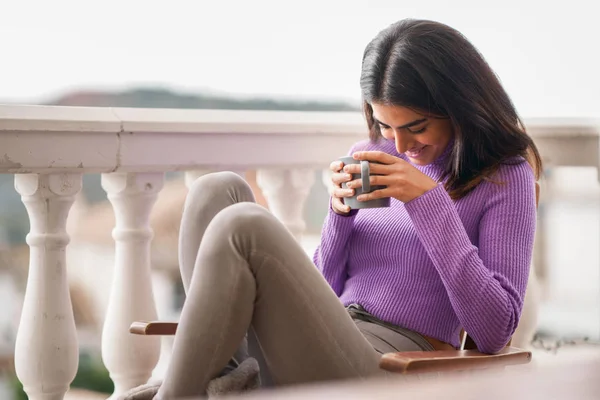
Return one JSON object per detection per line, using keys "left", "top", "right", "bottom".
{"left": 130, "top": 183, "right": 540, "bottom": 375}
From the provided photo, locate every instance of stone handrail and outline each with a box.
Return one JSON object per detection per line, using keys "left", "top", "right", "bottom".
{"left": 1, "top": 104, "right": 599, "bottom": 399}
{"left": 2, "top": 105, "right": 599, "bottom": 173}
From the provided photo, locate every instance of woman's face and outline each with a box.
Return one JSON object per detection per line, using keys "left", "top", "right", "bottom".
{"left": 371, "top": 102, "right": 453, "bottom": 165}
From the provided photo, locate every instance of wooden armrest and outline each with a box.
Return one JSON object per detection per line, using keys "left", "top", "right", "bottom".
{"left": 130, "top": 321, "right": 178, "bottom": 335}
{"left": 380, "top": 347, "right": 532, "bottom": 374}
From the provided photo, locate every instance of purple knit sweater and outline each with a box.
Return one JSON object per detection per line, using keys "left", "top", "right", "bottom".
{"left": 313, "top": 138, "right": 537, "bottom": 353}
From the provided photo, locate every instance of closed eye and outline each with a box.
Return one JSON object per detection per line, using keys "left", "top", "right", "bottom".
{"left": 408, "top": 126, "right": 427, "bottom": 134}
{"left": 378, "top": 124, "right": 390, "bottom": 130}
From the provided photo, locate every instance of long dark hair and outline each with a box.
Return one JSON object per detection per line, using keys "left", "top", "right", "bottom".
{"left": 360, "top": 19, "right": 542, "bottom": 199}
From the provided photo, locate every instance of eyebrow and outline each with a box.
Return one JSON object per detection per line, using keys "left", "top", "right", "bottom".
{"left": 374, "top": 117, "right": 427, "bottom": 129}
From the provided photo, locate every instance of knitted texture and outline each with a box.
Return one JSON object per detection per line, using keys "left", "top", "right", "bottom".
{"left": 314, "top": 139, "right": 537, "bottom": 353}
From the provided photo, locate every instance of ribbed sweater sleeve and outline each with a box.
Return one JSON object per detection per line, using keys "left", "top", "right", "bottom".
{"left": 313, "top": 204, "right": 356, "bottom": 296}
{"left": 404, "top": 161, "right": 537, "bottom": 353}
{"left": 313, "top": 140, "right": 375, "bottom": 295}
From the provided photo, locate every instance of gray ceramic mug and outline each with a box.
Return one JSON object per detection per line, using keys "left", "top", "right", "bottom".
{"left": 339, "top": 156, "right": 390, "bottom": 209}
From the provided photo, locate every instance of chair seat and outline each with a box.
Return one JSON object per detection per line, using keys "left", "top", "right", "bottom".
{"left": 380, "top": 347, "right": 532, "bottom": 374}
{"left": 130, "top": 321, "right": 532, "bottom": 375}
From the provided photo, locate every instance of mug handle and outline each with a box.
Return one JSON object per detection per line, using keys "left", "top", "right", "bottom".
{"left": 360, "top": 161, "right": 370, "bottom": 193}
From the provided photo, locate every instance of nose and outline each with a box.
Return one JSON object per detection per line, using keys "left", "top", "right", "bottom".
{"left": 393, "top": 130, "right": 414, "bottom": 154}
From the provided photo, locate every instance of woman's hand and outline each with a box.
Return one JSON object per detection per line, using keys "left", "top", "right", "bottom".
{"left": 344, "top": 151, "right": 439, "bottom": 203}
{"left": 329, "top": 160, "right": 355, "bottom": 215}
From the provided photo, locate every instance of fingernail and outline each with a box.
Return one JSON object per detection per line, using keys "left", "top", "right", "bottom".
{"left": 346, "top": 182, "right": 353, "bottom": 188}
{"left": 357, "top": 195, "right": 365, "bottom": 201}
{"left": 346, "top": 189, "right": 354, "bottom": 195}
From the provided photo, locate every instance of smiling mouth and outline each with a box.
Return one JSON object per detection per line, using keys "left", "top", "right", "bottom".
{"left": 405, "top": 146, "right": 428, "bottom": 158}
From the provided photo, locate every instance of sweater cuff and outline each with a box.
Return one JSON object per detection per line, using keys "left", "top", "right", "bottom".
{"left": 326, "top": 198, "right": 357, "bottom": 229}
{"left": 404, "top": 183, "right": 449, "bottom": 213}
{"left": 328, "top": 197, "right": 359, "bottom": 217}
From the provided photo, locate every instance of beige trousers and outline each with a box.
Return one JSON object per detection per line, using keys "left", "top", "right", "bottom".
{"left": 156, "top": 172, "right": 422, "bottom": 399}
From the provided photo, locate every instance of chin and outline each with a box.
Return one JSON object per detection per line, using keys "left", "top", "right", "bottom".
{"left": 408, "top": 157, "right": 431, "bottom": 166}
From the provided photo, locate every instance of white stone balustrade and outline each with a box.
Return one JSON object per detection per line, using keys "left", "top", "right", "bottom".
{"left": 257, "top": 169, "right": 316, "bottom": 241}
{"left": 0, "top": 105, "right": 599, "bottom": 398}
{"left": 100, "top": 172, "right": 164, "bottom": 398}
{"left": 14, "top": 173, "right": 82, "bottom": 400}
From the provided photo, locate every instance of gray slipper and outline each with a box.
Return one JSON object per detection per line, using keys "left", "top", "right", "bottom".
{"left": 206, "top": 357, "right": 260, "bottom": 396}
{"left": 117, "top": 381, "right": 160, "bottom": 400}
{"left": 117, "top": 357, "right": 261, "bottom": 399}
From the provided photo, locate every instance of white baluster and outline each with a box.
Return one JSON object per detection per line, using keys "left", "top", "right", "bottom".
{"left": 14, "top": 173, "right": 82, "bottom": 400}
{"left": 256, "top": 169, "right": 315, "bottom": 241}
{"left": 101, "top": 172, "right": 164, "bottom": 398}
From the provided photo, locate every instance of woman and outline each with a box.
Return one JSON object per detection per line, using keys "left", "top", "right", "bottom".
{"left": 132, "top": 19, "right": 541, "bottom": 399}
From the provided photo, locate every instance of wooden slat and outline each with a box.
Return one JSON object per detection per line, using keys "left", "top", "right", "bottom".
{"left": 129, "top": 321, "right": 178, "bottom": 335}
{"left": 380, "top": 347, "right": 532, "bottom": 374}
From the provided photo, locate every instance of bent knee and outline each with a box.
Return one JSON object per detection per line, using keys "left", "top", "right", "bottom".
{"left": 211, "top": 202, "right": 277, "bottom": 237}
{"left": 188, "top": 171, "right": 254, "bottom": 203}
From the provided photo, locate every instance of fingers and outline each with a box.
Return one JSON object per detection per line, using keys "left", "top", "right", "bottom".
{"left": 343, "top": 162, "right": 392, "bottom": 175}
{"left": 331, "top": 197, "right": 351, "bottom": 215}
{"left": 330, "top": 160, "right": 354, "bottom": 214}
{"left": 331, "top": 172, "right": 353, "bottom": 186}
{"left": 345, "top": 174, "right": 388, "bottom": 189}
{"left": 352, "top": 151, "right": 399, "bottom": 164}
{"left": 329, "top": 160, "right": 344, "bottom": 173}
{"left": 332, "top": 186, "right": 355, "bottom": 199}
{"left": 330, "top": 160, "right": 353, "bottom": 192}
{"left": 356, "top": 188, "right": 388, "bottom": 202}
{"left": 330, "top": 161, "right": 353, "bottom": 189}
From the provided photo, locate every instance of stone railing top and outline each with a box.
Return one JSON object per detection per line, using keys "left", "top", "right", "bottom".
{"left": 0, "top": 104, "right": 598, "bottom": 173}
{"left": 0, "top": 104, "right": 365, "bottom": 135}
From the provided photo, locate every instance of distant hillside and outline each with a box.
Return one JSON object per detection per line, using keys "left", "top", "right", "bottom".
{"left": 48, "top": 87, "right": 360, "bottom": 111}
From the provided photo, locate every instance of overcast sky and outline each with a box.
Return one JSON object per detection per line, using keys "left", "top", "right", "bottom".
{"left": 1, "top": 0, "right": 598, "bottom": 117}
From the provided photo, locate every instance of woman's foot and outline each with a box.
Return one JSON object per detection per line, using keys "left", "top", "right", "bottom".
{"left": 117, "top": 380, "right": 161, "bottom": 400}
{"left": 117, "top": 357, "right": 260, "bottom": 399}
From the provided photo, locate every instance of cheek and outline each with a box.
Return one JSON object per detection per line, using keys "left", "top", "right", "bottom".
{"left": 426, "top": 121, "right": 453, "bottom": 146}
{"left": 422, "top": 130, "right": 448, "bottom": 146}
{"left": 380, "top": 129, "right": 395, "bottom": 140}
